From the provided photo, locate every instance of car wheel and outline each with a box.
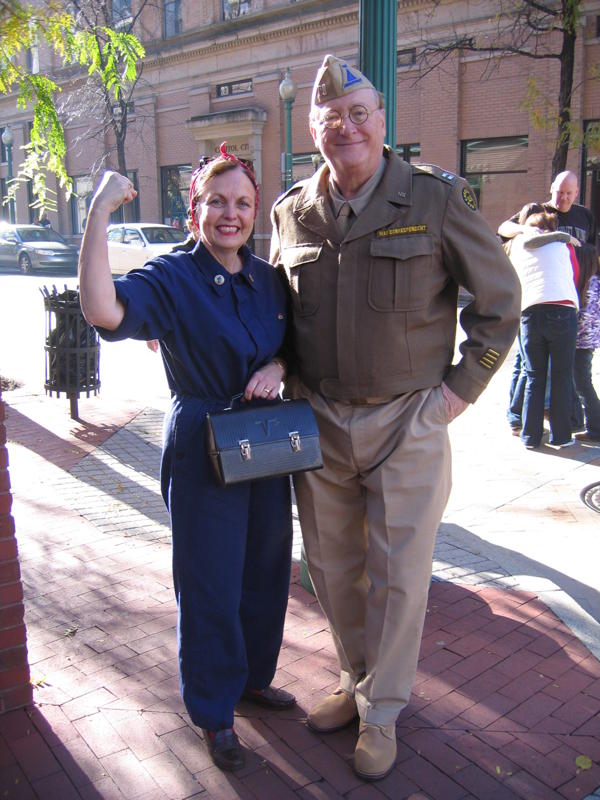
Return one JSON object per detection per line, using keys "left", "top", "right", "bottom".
{"left": 19, "top": 252, "right": 32, "bottom": 274}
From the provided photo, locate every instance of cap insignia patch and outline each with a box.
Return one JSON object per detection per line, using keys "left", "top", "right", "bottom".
{"left": 341, "top": 63, "right": 363, "bottom": 89}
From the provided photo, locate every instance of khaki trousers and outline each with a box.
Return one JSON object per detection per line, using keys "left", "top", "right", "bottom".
{"left": 294, "top": 385, "right": 452, "bottom": 726}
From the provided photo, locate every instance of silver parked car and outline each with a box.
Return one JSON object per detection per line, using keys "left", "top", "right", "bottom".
{"left": 0, "top": 223, "right": 79, "bottom": 274}
{"left": 106, "top": 223, "right": 187, "bottom": 274}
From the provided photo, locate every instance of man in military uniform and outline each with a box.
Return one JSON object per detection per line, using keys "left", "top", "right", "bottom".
{"left": 270, "top": 55, "right": 521, "bottom": 781}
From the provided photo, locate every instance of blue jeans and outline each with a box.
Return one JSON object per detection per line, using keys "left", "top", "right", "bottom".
{"left": 507, "top": 334, "right": 526, "bottom": 428}
{"left": 574, "top": 348, "right": 600, "bottom": 437}
{"left": 520, "top": 304, "right": 577, "bottom": 447}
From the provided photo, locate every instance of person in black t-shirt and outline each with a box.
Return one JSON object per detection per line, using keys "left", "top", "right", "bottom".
{"left": 499, "top": 171, "right": 597, "bottom": 247}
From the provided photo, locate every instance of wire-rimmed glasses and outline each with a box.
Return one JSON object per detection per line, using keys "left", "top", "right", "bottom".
{"left": 318, "top": 104, "right": 382, "bottom": 130}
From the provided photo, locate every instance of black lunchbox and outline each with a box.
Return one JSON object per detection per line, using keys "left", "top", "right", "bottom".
{"left": 206, "top": 398, "right": 323, "bottom": 486}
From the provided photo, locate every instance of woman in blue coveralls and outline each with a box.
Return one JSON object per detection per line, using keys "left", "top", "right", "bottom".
{"left": 78, "top": 145, "right": 295, "bottom": 772}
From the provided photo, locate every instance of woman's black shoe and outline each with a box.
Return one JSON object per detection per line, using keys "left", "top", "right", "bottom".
{"left": 242, "top": 685, "right": 296, "bottom": 709}
{"left": 202, "top": 728, "right": 245, "bottom": 771}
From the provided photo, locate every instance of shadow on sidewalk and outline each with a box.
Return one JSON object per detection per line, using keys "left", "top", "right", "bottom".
{"left": 6, "top": 557, "right": 600, "bottom": 797}
{"left": 0, "top": 707, "right": 108, "bottom": 799}
{"left": 440, "top": 522, "right": 600, "bottom": 627}
{"left": 5, "top": 404, "right": 144, "bottom": 472}
{"left": 8, "top": 405, "right": 169, "bottom": 536}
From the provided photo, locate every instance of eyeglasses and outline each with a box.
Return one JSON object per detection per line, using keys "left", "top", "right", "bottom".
{"left": 318, "top": 104, "right": 382, "bottom": 130}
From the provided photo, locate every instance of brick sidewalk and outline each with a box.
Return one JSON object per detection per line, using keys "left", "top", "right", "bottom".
{"left": 2, "top": 390, "right": 600, "bottom": 799}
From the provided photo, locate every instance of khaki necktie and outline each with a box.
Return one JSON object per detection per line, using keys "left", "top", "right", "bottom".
{"left": 337, "top": 202, "right": 354, "bottom": 236}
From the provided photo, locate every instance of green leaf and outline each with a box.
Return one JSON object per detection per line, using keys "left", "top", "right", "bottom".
{"left": 1, "top": 1, "right": 144, "bottom": 210}
{"left": 575, "top": 755, "right": 593, "bottom": 771}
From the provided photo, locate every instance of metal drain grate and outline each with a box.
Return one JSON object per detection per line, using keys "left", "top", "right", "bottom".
{"left": 581, "top": 482, "right": 600, "bottom": 514}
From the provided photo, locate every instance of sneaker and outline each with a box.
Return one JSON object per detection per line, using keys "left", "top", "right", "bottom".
{"left": 551, "top": 439, "right": 575, "bottom": 448}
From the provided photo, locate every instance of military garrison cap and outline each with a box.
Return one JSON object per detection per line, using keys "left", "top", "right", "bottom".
{"left": 312, "top": 54, "right": 376, "bottom": 106}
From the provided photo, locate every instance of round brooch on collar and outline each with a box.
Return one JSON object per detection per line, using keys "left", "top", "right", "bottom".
{"left": 214, "top": 274, "right": 225, "bottom": 285}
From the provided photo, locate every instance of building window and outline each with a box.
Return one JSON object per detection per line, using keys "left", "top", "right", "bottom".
{"left": 397, "top": 48, "right": 416, "bottom": 68}
{"left": 27, "top": 44, "right": 39, "bottom": 74}
{"left": 71, "top": 173, "right": 139, "bottom": 233}
{"left": 460, "top": 136, "right": 528, "bottom": 213}
{"left": 112, "top": 0, "right": 132, "bottom": 26}
{"left": 223, "top": 0, "right": 251, "bottom": 20}
{"left": 164, "top": 0, "right": 182, "bottom": 37}
{"left": 290, "top": 153, "right": 323, "bottom": 183}
{"left": 581, "top": 119, "right": 600, "bottom": 222}
{"left": 109, "top": 172, "right": 140, "bottom": 224}
{"left": 71, "top": 176, "right": 94, "bottom": 234}
{"left": 396, "top": 143, "right": 420, "bottom": 163}
{"left": 161, "top": 165, "right": 192, "bottom": 229}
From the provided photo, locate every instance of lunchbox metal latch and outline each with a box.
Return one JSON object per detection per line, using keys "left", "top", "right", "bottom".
{"left": 290, "top": 431, "right": 301, "bottom": 453}
{"left": 239, "top": 439, "right": 251, "bottom": 460}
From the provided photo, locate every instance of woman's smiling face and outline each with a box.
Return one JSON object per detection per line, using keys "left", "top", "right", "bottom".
{"left": 195, "top": 167, "right": 256, "bottom": 264}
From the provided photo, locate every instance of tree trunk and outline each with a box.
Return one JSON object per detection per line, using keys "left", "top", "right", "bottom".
{"left": 115, "top": 124, "right": 135, "bottom": 222}
{"left": 551, "top": 0, "right": 577, "bottom": 178}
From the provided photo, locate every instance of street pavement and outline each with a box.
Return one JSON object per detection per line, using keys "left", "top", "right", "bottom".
{"left": 1, "top": 271, "right": 600, "bottom": 799}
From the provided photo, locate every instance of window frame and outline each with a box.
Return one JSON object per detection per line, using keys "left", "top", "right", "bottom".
{"left": 161, "top": 164, "right": 192, "bottom": 228}
{"left": 164, "top": 0, "right": 182, "bottom": 37}
{"left": 460, "top": 135, "right": 529, "bottom": 206}
{"left": 395, "top": 143, "right": 421, "bottom": 163}
{"left": 112, "top": 0, "right": 133, "bottom": 27}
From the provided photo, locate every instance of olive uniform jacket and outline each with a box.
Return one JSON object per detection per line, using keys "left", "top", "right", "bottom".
{"left": 270, "top": 146, "right": 521, "bottom": 404}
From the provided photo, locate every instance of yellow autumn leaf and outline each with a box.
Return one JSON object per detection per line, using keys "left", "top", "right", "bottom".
{"left": 575, "top": 755, "right": 592, "bottom": 770}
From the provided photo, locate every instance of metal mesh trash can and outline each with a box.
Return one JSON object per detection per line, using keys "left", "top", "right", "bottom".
{"left": 41, "top": 286, "right": 100, "bottom": 419}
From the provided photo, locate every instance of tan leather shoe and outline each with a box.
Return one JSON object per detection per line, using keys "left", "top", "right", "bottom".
{"left": 307, "top": 688, "right": 357, "bottom": 733}
{"left": 354, "top": 721, "right": 397, "bottom": 780}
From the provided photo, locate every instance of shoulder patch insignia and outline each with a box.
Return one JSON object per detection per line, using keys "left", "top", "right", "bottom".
{"left": 412, "top": 164, "right": 456, "bottom": 184}
{"left": 462, "top": 186, "right": 478, "bottom": 212}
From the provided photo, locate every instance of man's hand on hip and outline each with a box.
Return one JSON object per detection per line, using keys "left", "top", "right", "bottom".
{"left": 441, "top": 382, "right": 469, "bottom": 423}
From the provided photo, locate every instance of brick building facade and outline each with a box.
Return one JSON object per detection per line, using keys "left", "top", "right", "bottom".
{"left": 1, "top": 0, "right": 599, "bottom": 260}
